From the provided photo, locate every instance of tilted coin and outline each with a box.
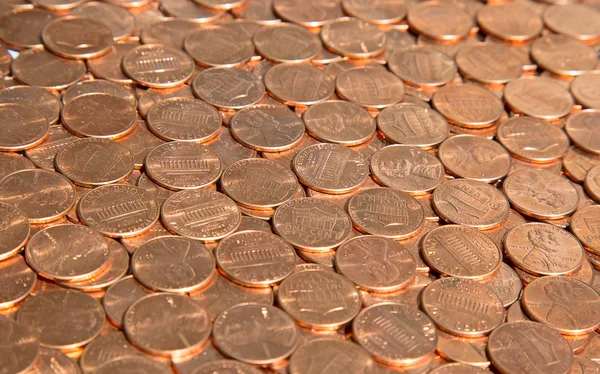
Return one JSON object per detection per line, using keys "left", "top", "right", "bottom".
{"left": 96, "top": 357, "right": 171, "bottom": 374}
{"left": 456, "top": 43, "right": 523, "bottom": 85}
{"left": 103, "top": 275, "right": 154, "bottom": 328}
{"left": 184, "top": 26, "right": 254, "bottom": 67}
{"left": 138, "top": 86, "right": 194, "bottom": 119}
{"left": 321, "top": 18, "right": 386, "bottom": 59}
{"left": 140, "top": 18, "right": 203, "bottom": 49}
{"left": 205, "top": 128, "right": 258, "bottom": 167}
{"left": 570, "top": 357, "right": 600, "bottom": 374}
{"left": 71, "top": 1, "right": 135, "bottom": 41}
{"left": 0, "top": 317, "right": 39, "bottom": 374}
{"left": 272, "top": 0, "right": 345, "bottom": 27}
{"left": 160, "top": 0, "right": 225, "bottom": 22}
{"left": 387, "top": 46, "right": 457, "bottom": 88}
{"left": 264, "top": 63, "right": 335, "bottom": 106}
{"left": 506, "top": 301, "right": 530, "bottom": 323}
{"left": 571, "top": 206, "right": 600, "bottom": 254}
{"left": 376, "top": 104, "right": 449, "bottom": 148}
{"left": 531, "top": 34, "right": 597, "bottom": 77}
{"left": 79, "top": 331, "right": 145, "bottom": 373}
{"left": 408, "top": 2, "right": 473, "bottom": 41}
{"left": 87, "top": 42, "right": 137, "bottom": 84}
{"left": 122, "top": 44, "right": 195, "bottom": 88}
{"left": 117, "top": 120, "right": 166, "bottom": 170}
{"left": 28, "top": 346, "right": 80, "bottom": 374}
{"left": 0, "top": 202, "right": 29, "bottom": 260}
{"left": 480, "top": 262, "right": 522, "bottom": 307}
{"left": 571, "top": 73, "right": 600, "bottom": 110}
{"left": 336, "top": 66, "right": 405, "bottom": 109}
{"left": 190, "top": 360, "right": 261, "bottom": 374}
{"left": 231, "top": 0, "right": 279, "bottom": 24}
{"left": 31, "top": 0, "right": 84, "bottom": 11}
{"left": 504, "top": 222, "right": 584, "bottom": 276}
{"left": 0, "top": 85, "right": 60, "bottom": 126}
{"left": 0, "top": 102, "right": 49, "bottom": 152}
{"left": 435, "top": 331, "right": 489, "bottom": 368}
{"left": 12, "top": 49, "right": 87, "bottom": 90}
{"left": 432, "top": 84, "right": 504, "bottom": 128}
{"left": 585, "top": 165, "right": 600, "bottom": 203}
{"left": 0, "top": 8, "right": 58, "bottom": 50}
{"left": 61, "top": 80, "right": 136, "bottom": 107}
{"left": 119, "top": 220, "right": 171, "bottom": 254}
{"left": 41, "top": 16, "right": 113, "bottom": 59}
{"left": 288, "top": 338, "right": 376, "bottom": 374}
{"left": 476, "top": 2, "right": 543, "bottom": 42}
{"left": 504, "top": 77, "right": 574, "bottom": 120}
{"left": 430, "top": 363, "right": 487, "bottom": 374}
{"left": 0, "top": 152, "right": 35, "bottom": 180}
{"left": 0, "top": 255, "right": 36, "bottom": 309}
{"left": 23, "top": 126, "right": 77, "bottom": 171}
{"left": 543, "top": 4, "right": 600, "bottom": 42}
{"left": 566, "top": 110, "right": 600, "bottom": 155}
{"left": 254, "top": 23, "right": 321, "bottom": 63}
{"left": 342, "top": 0, "right": 406, "bottom": 24}
{"left": 192, "top": 67, "right": 264, "bottom": 110}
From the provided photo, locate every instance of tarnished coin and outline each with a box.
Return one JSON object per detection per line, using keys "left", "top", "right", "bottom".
{"left": 342, "top": 0, "right": 406, "bottom": 24}
{"left": 421, "top": 225, "right": 502, "bottom": 279}
{"left": 504, "top": 222, "right": 584, "bottom": 276}
{"left": 11, "top": 49, "right": 86, "bottom": 90}
{"left": 0, "top": 255, "right": 36, "bottom": 309}
{"left": 230, "top": 104, "right": 304, "bottom": 152}
{"left": 122, "top": 44, "right": 195, "bottom": 88}
{"left": 0, "top": 103, "right": 49, "bottom": 152}
{"left": 213, "top": 303, "right": 299, "bottom": 365}
{"left": 161, "top": 189, "right": 241, "bottom": 241}
{"left": 371, "top": 145, "right": 444, "bottom": 194}
{"left": 456, "top": 43, "right": 523, "bottom": 84}
{"left": 585, "top": 165, "right": 600, "bottom": 203}
{"left": 544, "top": 4, "right": 600, "bottom": 42}
{"left": 293, "top": 143, "right": 368, "bottom": 194}
{"left": 571, "top": 206, "right": 600, "bottom": 254}
{"left": 336, "top": 66, "right": 405, "bottom": 109}
{"left": 289, "top": 338, "right": 376, "bottom": 374}
{"left": 96, "top": 357, "right": 170, "bottom": 374}
{"left": 321, "top": 19, "right": 386, "bottom": 59}
{"left": 481, "top": 262, "right": 522, "bottom": 308}
{"left": 192, "top": 67, "right": 264, "bottom": 110}
{"left": 335, "top": 236, "right": 416, "bottom": 292}
{"left": 87, "top": 42, "right": 137, "bottom": 84}
{"left": 504, "top": 77, "right": 574, "bottom": 120}
{"left": 477, "top": 2, "right": 543, "bottom": 42}
{"left": 0, "top": 8, "right": 58, "bottom": 50}
{"left": 55, "top": 138, "right": 134, "bottom": 187}
{"left": 146, "top": 98, "right": 221, "bottom": 143}
{"left": 17, "top": 289, "right": 105, "bottom": 349}
{"left": 41, "top": 16, "right": 113, "bottom": 59}
{"left": 278, "top": 270, "right": 361, "bottom": 330}
{"left": 571, "top": 73, "right": 600, "bottom": 110}
{"left": 408, "top": 2, "right": 473, "bottom": 41}
{"left": 71, "top": 1, "right": 134, "bottom": 41}
{"left": 103, "top": 275, "right": 154, "bottom": 328}
{"left": 421, "top": 277, "right": 504, "bottom": 337}
{"left": 145, "top": 142, "right": 222, "bottom": 190}
{"left": 0, "top": 85, "right": 60, "bottom": 126}
{"left": 0, "top": 202, "right": 29, "bottom": 260}
{"left": 160, "top": 0, "right": 225, "bottom": 23}
{"left": 264, "top": 63, "right": 335, "bottom": 106}
{"left": 566, "top": 110, "right": 600, "bottom": 155}
{"left": 124, "top": 293, "right": 210, "bottom": 358}
{"left": 184, "top": 26, "right": 254, "bottom": 67}
{"left": 79, "top": 332, "right": 146, "bottom": 374}
{"left": 0, "top": 317, "right": 39, "bottom": 374}
{"left": 0, "top": 151, "right": 35, "bottom": 180}
{"left": 531, "top": 34, "right": 597, "bottom": 76}
{"left": 497, "top": 116, "right": 570, "bottom": 163}
{"left": 254, "top": 23, "right": 321, "bottom": 63}
{"left": 387, "top": 46, "right": 457, "bottom": 88}
{"left": 432, "top": 84, "right": 504, "bottom": 128}
{"left": 503, "top": 169, "right": 579, "bottom": 219}
{"left": 376, "top": 104, "right": 449, "bottom": 148}
{"left": 272, "top": 0, "right": 345, "bottom": 27}
{"left": 488, "top": 321, "right": 573, "bottom": 374}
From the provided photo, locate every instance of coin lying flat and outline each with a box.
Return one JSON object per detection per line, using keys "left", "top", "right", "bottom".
{"left": 160, "top": 0, "right": 225, "bottom": 22}
{"left": 342, "top": 0, "right": 406, "bottom": 24}
{"left": 476, "top": 2, "right": 543, "bottom": 42}
{"left": 254, "top": 23, "right": 321, "bottom": 63}
{"left": 585, "top": 165, "right": 600, "bottom": 203}
{"left": 543, "top": 4, "right": 600, "bottom": 42}
{"left": 566, "top": 110, "right": 600, "bottom": 155}
{"left": 321, "top": 18, "right": 386, "bottom": 59}
{"left": 272, "top": 0, "right": 345, "bottom": 27}
{"left": 376, "top": 104, "right": 449, "bottom": 148}
{"left": 41, "top": 16, "right": 113, "bottom": 59}
{"left": 71, "top": 2, "right": 134, "bottom": 41}
{"left": 387, "top": 46, "right": 457, "bottom": 88}
{"left": 504, "top": 77, "right": 574, "bottom": 120}
{"left": 288, "top": 338, "right": 376, "bottom": 374}
{"left": 571, "top": 73, "right": 600, "bottom": 110}
{"left": 264, "top": 63, "right": 335, "bottom": 106}
{"left": 0, "top": 151, "right": 35, "bottom": 180}
{"left": 0, "top": 8, "right": 58, "bottom": 50}
{"left": 336, "top": 66, "right": 405, "bottom": 109}
{"left": 440, "top": 135, "right": 511, "bottom": 181}
{"left": 0, "top": 255, "right": 36, "bottom": 309}
{"left": 192, "top": 67, "right": 264, "bottom": 110}
{"left": 432, "top": 84, "right": 504, "bottom": 128}
{"left": 87, "top": 42, "right": 137, "bottom": 84}
{"left": 0, "top": 317, "right": 39, "bottom": 374}
{"left": 571, "top": 205, "right": 600, "bottom": 254}
{"left": 0, "top": 202, "right": 29, "bottom": 260}
{"left": 123, "top": 44, "right": 195, "bottom": 88}
{"left": 408, "top": 2, "right": 473, "bottom": 41}
{"left": 0, "top": 102, "right": 49, "bottom": 152}
{"left": 184, "top": 26, "right": 254, "bottom": 67}
{"left": 532, "top": 34, "right": 597, "bottom": 77}
{"left": 80, "top": 332, "right": 144, "bottom": 373}
{"left": 0, "top": 85, "right": 61, "bottom": 125}
{"left": 103, "top": 276, "right": 154, "bottom": 328}
{"left": 480, "top": 262, "right": 522, "bottom": 308}
{"left": 11, "top": 49, "right": 86, "bottom": 90}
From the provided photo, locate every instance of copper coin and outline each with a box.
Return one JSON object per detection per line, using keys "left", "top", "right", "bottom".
{"left": 504, "top": 76, "right": 574, "bottom": 120}
{"left": 231, "top": 0, "right": 279, "bottom": 24}
{"left": 236, "top": 216, "right": 271, "bottom": 233}
{"left": 160, "top": 0, "right": 225, "bottom": 23}
{"left": 62, "top": 80, "right": 136, "bottom": 107}
{"left": 335, "top": 236, "right": 416, "bottom": 292}
{"left": 0, "top": 255, "right": 36, "bottom": 309}
{"left": 421, "top": 277, "right": 504, "bottom": 337}
{"left": 55, "top": 138, "right": 134, "bottom": 187}
{"left": 488, "top": 321, "right": 573, "bottom": 374}
{"left": 503, "top": 169, "right": 579, "bottom": 219}
{"left": 161, "top": 189, "right": 241, "bottom": 241}
{"left": 17, "top": 289, "right": 105, "bottom": 349}
{"left": 456, "top": 43, "right": 523, "bottom": 85}
{"left": 87, "top": 42, "right": 138, "bottom": 84}
{"left": 189, "top": 360, "right": 261, "bottom": 374}
{"left": 2, "top": 318, "right": 38, "bottom": 374}
{"left": 0, "top": 8, "right": 58, "bottom": 50}
{"left": 481, "top": 262, "right": 522, "bottom": 307}
{"left": 71, "top": 2, "right": 135, "bottom": 41}
{"left": 124, "top": 293, "right": 210, "bottom": 357}
{"left": 0, "top": 169, "right": 75, "bottom": 223}
{"left": 387, "top": 46, "right": 457, "bottom": 88}
{"left": 192, "top": 67, "right": 264, "bottom": 110}
{"left": 184, "top": 26, "right": 253, "bottom": 67}
{"left": 435, "top": 331, "right": 489, "bottom": 368}
{"left": 11, "top": 50, "right": 84, "bottom": 90}
{"left": 504, "top": 222, "right": 584, "bottom": 276}
{"left": 95, "top": 357, "right": 170, "bottom": 374}
{"left": 325, "top": 59, "right": 386, "bottom": 79}
{"left": 278, "top": 270, "right": 361, "bottom": 330}
{"left": 140, "top": 19, "right": 202, "bottom": 49}
{"left": 371, "top": 145, "right": 444, "bottom": 194}
{"left": 288, "top": 338, "right": 376, "bottom": 374}
{"left": 205, "top": 128, "right": 258, "bottom": 167}
{"left": 117, "top": 120, "right": 166, "bottom": 170}
{"left": 430, "top": 363, "right": 487, "bottom": 374}
{"left": 0, "top": 202, "right": 29, "bottom": 260}
{"left": 571, "top": 73, "right": 600, "bottom": 110}
{"left": 293, "top": 143, "right": 368, "bottom": 194}
{"left": 31, "top": 0, "right": 84, "bottom": 11}
{"left": 376, "top": 104, "right": 449, "bottom": 148}
{"left": 585, "top": 165, "right": 600, "bottom": 203}
{"left": 432, "top": 84, "right": 504, "bottom": 128}
{"left": 571, "top": 206, "right": 600, "bottom": 254}
{"left": 0, "top": 103, "right": 49, "bottom": 152}
{"left": 145, "top": 97, "right": 221, "bottom": 143}
{"left": 41, "top": 16, "right": 112, "bottom": 59}
{"left": 195, "top": 0, "right": 247, "bottom": 9}
{"left": 264, "top": 63, "right": 335, "bottom": 106}
{"left": 145, "top": 142, "right": 222, "bottom": 190}
{"left": 0, "top": 85, "right": 61, "bottom": 126}
{"left": 532, "top": 34, "right": 597, "bottom": 77}
{"left": 421, "top": 225, "right": 502, "bottom": 279}
{"left": 342, "top": 0, "right": 406, "bottom": 24}
{"left": 566, "top": 110, "right": 600, "bottom": 155}
{"left": 119, "top": 220, "right": 171, "bottom": 254}
{"left": 506, "top": 301, "right": 530, "bottom": 323}
{"left": 321, "top": 18, "right": 386, "bottom": 59}
{"left": 79, "top": 331, "right": 145, "bottom": 373}
{"left": 476, "top": 2, "right": 543, "bottom": 42}
{"left": 230, "top": 104, "right": 304, "bottom": 152}
{"left": 0, "top": 152, "right": 35, "bottom": 180}
{"left": 261, "top": 132, "right": 320, "bottom": 168}
{"left": 408, "top": 2, "right": 473, "bottom": 41}
{"left": 570, "top": 357, "right": 600, "bottom": 374}
{"left": 122, "top": 44, "right": 195, "bottom": 88}
{"left": 336, "top": 66, "right": 405, "bottom": 109}
{"left": 254, "top": 23, "right": 321, "bottom": 63}
{"left": 272, "top": 0, "right": 345, "bottom": 27}
{"left": 103, "top": 275, "right": 154, "bottom": 328}
{"left": 544, "top": 4, "right": 600, "bottom": 42}
{"left": 25, "top": 224, "right": 110, "bottom": 281}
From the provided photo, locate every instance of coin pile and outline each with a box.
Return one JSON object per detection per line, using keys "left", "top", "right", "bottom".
{"left": 1, "top": 0, "right": 600, "bottom": 373}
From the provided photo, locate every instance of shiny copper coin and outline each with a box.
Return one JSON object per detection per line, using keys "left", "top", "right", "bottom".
{"left": 87, "top": 42, "right": 137, "bottom": 84}
{"left": 55, "top": 138, "right": 134, "bottom": 187}
{"left": 264, "top": 63, "right": 335, "bottom": 106}
{"left": 0, "top": 317, "right": 39, "bottom": 374}
{"left": 421, "top": 277, "right": 504, "bottom": 337}
{"left": 0, "top": 169, "right": 75, "bottom": 223}
{"left": 506, "top": 301, "right": 530, "bottom": 323}
{"left": 103, "top": 275, "right": 154, "bottom": 328}
{"left": 205, "top": 128, "right": 258, "bottom": 167}
{"left": 342, "top": 0, "right": 406, "bottom": 25}
{"left": 17, "top": 289, "right": 105, "bottom": 349}
{"left": 335, "top": 236, "right": 416, "bottom": 292}
{"left": 570, "top": 357, "right": 600, "bottom": 374}
{"left": 25, "top": 224, "right": 109, "bottom": 281}
{"left": 288, "top": 338, "right": 376, "bottom": 374}
{"left": 408, "top": 2, "right": 473, "bottom": 41}
{"left": 146, "top": 97, "right": 221, "bottom": 143}
{"left": 544, "top": 4, "right": 600, "bottom": 42}
{"left": 124, "top": 293, "right": 210, "bottom": 358}
{"left": 435, "top": 331, "right": 489, "bottom": 368}
{"left": 0, "top": 103, "right": 49, "bottom": 152}
{"left": 140, "top": 19, "right": 203, "bottom": 49}
{"left": 231, "top": 0, "right": 279, "bottom": 24}
{"left": 0, "top": 202, "right": 29, "bottom": 260}
{"left": 571, "top": 73, "right": 600, "bottom": 110}
{"left": 27, "top": 347, "right": 77, "bottom": 374}
{"left": 79, "top": 331, "right": 145, "bottom": 373}
{"left": 119, "top": 220, "right": 171, "bottom": 254}
{"left": 387, "top": 46, "right": 457, "bottom": 88}
{"left": 161, "top": 189, "right": 241, "bottom": 241}
{"left": 31, "top": 0, "right": 83, "bottom": 11}
{"left": 566, "top": 110, "right": 600, "bottom": 155}
{"left": 504, "top": 76, "right": 574, "bottom": 120}
{"left": 62, "top": 80, "right": 136, "bottom": 107}
{"left": 192, "top": 67, "right": 264, "bottom": 110}
{"left": 117, "top": 120, "right": 166, "bottom": 170}
{"left": 213, "top": 303, "right": 299, "bottom": 365}
{"left": 272, "top": 0, "right": 345, "bottom": 27}
{"left": 488, "top": 321, "right": 573, "bottom": 374}
{"left": 278, "top": 270, "right": 361, "bottom": 330}
{"left": 190, "top": 360, "right": 261, "bottom": 374}
{"left": 184, "top": 26, "right": 253, "bottom": 67}
{"left": 95, "top": 357, "right": 170, "bottom": 374}
{"left": 0, "top": 8, "right": 58, "bottom": 50}
{"left": 336, "top": 66, "right": 405, "bottom": 109}
{"left": 532, "top": 34, "right": 597, "bottom": 77}
{"left": 321, "top": 19, "right": 386, "bottom": 59}
{"left": 230, "top": 104, "right": 304, "bottom": 152}
{"left": 0, "top": 85, "right": 60, "bottom": 126}
{"left": 572, "top": 206, "right": 600, "bottom": 254}
{"left": 122, "top": 44, "right": 195, "bottom": 88}
{"left": 254, "top": 23, "right": 321, "bottom": 63}
{"left": 430, "top": 363, "right": 487, "bottom": 374}
{"left": 0, "top": 255, "right": 36, "bottom": 309}
{"left": 476, "top": 2, "right": 543, "bottom": 42}
{"left": 503, "top": 169, "right": 579, "bottom": 219}
{"left": 481, "top": 262, "right": 522, "bottom": 307}
{"left": 71, "top": 2, "right": 135, "bottom": 41}
{"left": 12, "top": 49, "right": 85, "bottom": 90}
{"left": 160, "top": 0, "right": 225, "bottom": 23}
{"left": 585, "top": 165, "right": 600, "bottom": 203}
{"left": 371, "top": 145, "right": 444, "bottom": 194}
{"left": 504, "top": 222, "right": 584, "bottom": 276}
{"left": 145, "top": 142, "right": 222, "bottom": 190}
{"left": 376, "top": 104, "right": 449, "bottom": 148}
{"left": 456, "top": 43, "right": 523, "bottom": 85}
{"left": 0, "top": 152, "right": 35, "bottom": 180}
{"left": 432, "top": 84, "right": 503, "bottom": 128}
{"left": 236, "top": 216, "right": 271, "bottom": 233}
{"left": 41, "top": 16, "right": 112, "bottom": 59}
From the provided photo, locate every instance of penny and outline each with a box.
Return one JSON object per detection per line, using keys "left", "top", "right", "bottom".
{"left": 387, "top": 46, "right": 457, "bottom": 88}
{"left": 172, "top": 344, "right": 228, "bottom": 374}
{"left": 0, "top": 202, "right": 29, "bottom": 261}
{"left": 480, "top": 262, "right": 522, "bottom": 307}
{"left": 432, "top": 84, "right": 503, "bottom": 128}
{"left": 435, "top": 331, "right": 489, "bottom": 368}
{"left": 504, "top": 76, "right": 574, "bottom": 120}
{"left": 161, "top": 189, "right": 241, "bottom": 241}
{"left": 41, "top": 16, "right": 112, "bottom": 60}
{"left": 17, "top": 289, "right": 105, "bottom": 349}
{"left": 120, "top": 221, "right": 170, "bottom": 254}
{"left": 544, "top": 4, "right": 600, "bottom": 42}
{"left": 456, "top": 43, "right": 523, "bottom": 85}
{"left": 145, "top": 142, "right": 222, "bottom": 190}
{"left": 566, "top": 110, "right": 600, "bottom": 155}
{"left": 336, "top": 66, "right": 405, "bottom": 109}
{"left": 480, "top": 209, "right": 525, "bottom": 251}
{"left": 0, "top": 8, "right": 58, "bottom": 50}
{"left": 30, "top": 0, "right": 84, "bottom": 11}
{"left": 408, "top": 2, "right": 473, "bottom": 41}
{"left": 192, "top": 67, "right": 264, "bottom": 110}
{"left": 371, "top": 145, "right": 444, "bottom": 194}
{"left": 184, "top": 26, "right": 254, "bottom": 67}
{"left": 117, "top": 121, "right": 166, "bottom": 170}
{"left": 570, "top": 357, "right": 600, "bottom": 374}
{"left": 205, "top": 128, "right": 257, "bottom": 167}
{"left": 503, "top": 169, "right": 579, "bottom": 219}
{"left": 122, "top": 44, "right": 195, "bottom": 88}
{"left": 0, "top": 255, "right": 36, "bottom": 309}
{"left": 430, "top": 363, "right": 487, "bottom": 374}
{"left": 488, "top": 321, "right": 574, "bottom": 374}
{"left": 0, "top": 317, "right": 39, "bottom": 374}
{"left": 0, "top": 151, "right": 35, "bottom": 180}
{"left": 140, "top": 19, "right": 202, "bottom": 49}
{"left": 231, "top": 0, "right": 279, "bottom": 24}
{"left": 289, "top": 338, "right": 376, "bottom": 373}
{"left": 230, "top": 104, "right": 304, "bottom": 152}
{"left": 572, "top": 206, "right": 600, "bottom": 254}
{"left": 477, "top": 2, "right": 543, "bottom": 42}
{"left": 160, "top": 0, "right": 225, "bottom": 23}
{"left": 213, "top": 303, "right": 298, "bottom": 365}
{"left": 190, "top": 360, "right": 261, "bottom": 374}
{"left": 0, "top": 102, "right": 50, "bottom": 152}
{"left": 146, "top": 98, "right": 221, "bottom": 143}
{"left": 571, "top": 73, "right": 600, "bottom": 110}
{"left": 335, "top": 236, "right": 416, "bottom": 292}
{"left": 264, "top": 63, "right": 335, "bottom": 106}
{"left": 586, "top": 165, "right": 600, "bottom": 203}
{"left": 27, "top": 346, "right": 81, "bottom": 373}
{"left": 342, "top": 0, "right": 406, "bottom": 24}
{"left": 421, "top": 277, "right": 504, "bottom": 337}
{"left": 95, "top": 357, "right": 170, "bottom": 374}
{"left": 87, "top": 42, "right": 138, "bottom": 84}
{"left": 103, "top": 275, "right": 154, "bottom": 328}
{"left": 0, "top": 86, "right": 60, "bottom": 127}
{"left": 254, "top": 23, "right": 321, "bottom": 63}
{"left": 278, "top": 270, "right": 361, "bottom": 330}
{"left": 71, "top": 2, "right": 135, "bottom": 41}
{"left": 506, "top": 301, "right": 530, "bottom": 323}
{"left": 272, "top": 0, "right": 345, "bottom": 27}
{"left": 321, "top": 19, "right": 386, "bottom": 59}
{"left": 79, "top": 331, "right": 145, "bottom": 373}
{"left": 376, "top": 104, "right": 449, "bottom": 148}
{"left": 532, "top": 34, "right": 597, "bottom": 77}
{"left": 504, "top": 222, "right": 584, "bottom": 276}
{"left": 62, "top": 80, "right": 136, "bottom": 107}
{"left": 55, "top": 138, "right": 134, "bottom": 187}
{"left": 235, "top": 216, "right": 271, "bottom": 233}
